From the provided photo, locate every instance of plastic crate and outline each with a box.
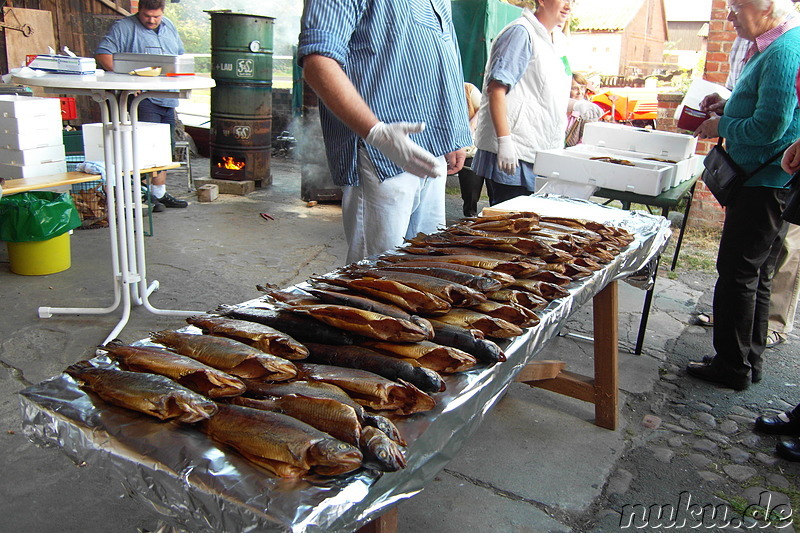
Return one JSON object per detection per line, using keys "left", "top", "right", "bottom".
{"left": 63, "top": 130, "right": 83, "bottom": 156}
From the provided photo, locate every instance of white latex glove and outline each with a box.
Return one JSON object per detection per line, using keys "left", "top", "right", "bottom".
{"left": 496, "top": 135, "right": 518, "bottom": 175}
{"left": 365, "top": 122, "right": 444, "bottom": 178}
{"left": 574, "top": 100, "right": 604, "bottom": 122}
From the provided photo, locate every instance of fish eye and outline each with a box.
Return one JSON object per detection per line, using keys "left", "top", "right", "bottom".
{"left": 338, "top": 443, "right": 348, "bottom": 450}
{"left": 379, "top": 450, "right": 387, "bottom": 458}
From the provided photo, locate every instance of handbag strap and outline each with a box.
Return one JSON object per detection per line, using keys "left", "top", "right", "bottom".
{"left": 720, "top": 137, "right": 788, "bottom": 181}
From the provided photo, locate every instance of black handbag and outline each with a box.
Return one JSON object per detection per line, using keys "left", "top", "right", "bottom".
{"left": 702, "top": 138, "right": 784, "bottom": 206}
{"left": 782, "top": 171, "right": 800, "bottom": 225}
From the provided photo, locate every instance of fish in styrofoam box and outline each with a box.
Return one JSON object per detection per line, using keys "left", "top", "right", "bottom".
{"left": 0, "top": 95, "right": 62, "bottom": 119}
{"left": 82, "top": 123, "right": 172, "bottom": 169}
{"left": 533, "top": 148, "right": 673, "bottom": 196}
{"left": 0, "top": 144, "right": 66, "bottom": 166}
{"left": 581, "top": 122, "right": 698, "bottom": 161}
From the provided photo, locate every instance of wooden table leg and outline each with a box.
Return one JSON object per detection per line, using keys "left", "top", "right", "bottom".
{"left": 593, "top": 280, "right": 619, "bottom": 430}
{"left": 357, "top": 507, "right": 398, "bottom": 533}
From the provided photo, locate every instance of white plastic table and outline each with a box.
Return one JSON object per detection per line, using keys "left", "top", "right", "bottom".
{"left": 12, "top": 71, "right": 216, "bottom": 344}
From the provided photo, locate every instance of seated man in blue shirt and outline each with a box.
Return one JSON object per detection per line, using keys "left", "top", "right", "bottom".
{"left": 298, "top": 0, "right": 471, "bottom": 264}
{"left": 95, "top": 0, "right": 187, "bottom": 211}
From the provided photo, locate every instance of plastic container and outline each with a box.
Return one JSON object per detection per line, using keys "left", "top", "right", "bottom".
{"left": 5, "top": 231, "right": 71, "bottom": 275}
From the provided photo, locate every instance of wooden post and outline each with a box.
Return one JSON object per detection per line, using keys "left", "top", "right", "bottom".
{"left": 593, "top": 281, "right": 619, "bottom": 430}
{"left": 357, "top": 508, "right": 398, "bottom": 533}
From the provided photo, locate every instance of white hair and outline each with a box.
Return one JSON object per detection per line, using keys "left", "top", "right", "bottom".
{"left": 751, "top": 0, "right": 796, "bottom": 19}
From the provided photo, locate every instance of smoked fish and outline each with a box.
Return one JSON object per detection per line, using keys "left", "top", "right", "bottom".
{"left": 186, "top": 315, "right": 309, "bottom": 360}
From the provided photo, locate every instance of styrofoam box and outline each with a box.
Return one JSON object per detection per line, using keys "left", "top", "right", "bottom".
{"left": 582, "top": 122, "right": 698, "bottom": 161}
{"left": 112, "top": 53, "right": 195, "bottom": 75}
{"left": 0, "top": 144, "right": 66, "bottom": 166}
{"left": 533, "top": 148, "right": 673, "bottom": 196}
{"left": 0, "top": 95, "right": 61, "bottom": 119}
{"left": 0, "top": 159, "right": 67, "bottom": 179}
{"left": 0, "top": 114, "right": 62, "bottom": 136}
{"left": 0, "top": 127, "right": 64, "bottom": 150}
{"left": 567, "top": 145, "right": 703, "bottom": 189}
{"left": 82, "top": 122, "right": 172, "bottom": 168}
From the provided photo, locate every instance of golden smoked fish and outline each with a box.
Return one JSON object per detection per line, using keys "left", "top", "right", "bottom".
{"left": 313, "top": 276, "right": 451, "bottom": 316}
{"left": 375, "top": 259, "right": 516, "bottom": 287}
{"left": 360, "top": 426, "right": 407, "bottom": 472}
{"left": 200, "top": 403, "right": 363, "bottom": 477}
{"left": 296, "top": 363, "right": 435, "bottom": 415}
{"left": 470, "top": 300, "right": 540, "bottom": 328}
{"left": 186, "top": 315, "right": 309, "bottom": 360}
{"left": 150, "top": 330, "right": 297, "bottom": 381}
{"left": 427, "top": 319, "right": 506, "bottom": 364}
{"left": 360, "top": 340, "right": 477, "bottom": 374}
{"left": 65, "top": 361, "right": 218, "bottom": 423}
{"left": 347, "top": 268, "right": 487, "bottom": 307}
{"left": 287, "top": 304, "right": 431, "bottom": 342}
{"left": 434, "top": 308, "right": 523, "bottom": 339}
{"left": 243, "top": 380, "right": 406, "bottom": 446}
{"left": 100, "top": 342, "right": 245, "bottom": 398}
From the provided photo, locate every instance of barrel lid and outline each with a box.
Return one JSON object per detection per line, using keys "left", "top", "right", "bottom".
{"left": 205, "top": 10, "right": 276, "bottom": 21}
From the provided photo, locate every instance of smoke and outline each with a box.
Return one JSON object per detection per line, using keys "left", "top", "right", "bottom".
{"left": 293, "top": 109, "right": 339, "bottom": 192}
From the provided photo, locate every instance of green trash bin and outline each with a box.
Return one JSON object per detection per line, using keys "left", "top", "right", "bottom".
{"left": 0, "top": 191, "right": 82, "bottom": 275}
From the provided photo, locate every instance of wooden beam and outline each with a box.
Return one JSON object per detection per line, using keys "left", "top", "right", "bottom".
{"left": 515, "top": 360, "right": 566, "bottom": 383}
{"left": 96, "top": 0, "right": 130, "bottom": 17}
{"left": 357, "top": 508, "right": 398, "bottom": 533}
{"left": 530, "top": 370, "right": 596, "bottom": 403}
{"left": 592, "top": 281, "right": 619, "bottom": 430}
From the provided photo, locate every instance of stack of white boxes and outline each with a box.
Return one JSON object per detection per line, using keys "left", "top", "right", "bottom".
{"left": 533, "top": 122, "right": 703, "bottom": 196}
{"left": 0, "top": 95, "right": 67, "bottom": 178}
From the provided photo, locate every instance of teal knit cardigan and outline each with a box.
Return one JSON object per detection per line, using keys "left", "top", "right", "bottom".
{"left": 720, "top": 26, "right": 800, "bottom": 188}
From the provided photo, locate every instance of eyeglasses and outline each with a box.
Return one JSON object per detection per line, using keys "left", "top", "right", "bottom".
{"left": 728, "top": 1, "right": 752, "bottom": 15}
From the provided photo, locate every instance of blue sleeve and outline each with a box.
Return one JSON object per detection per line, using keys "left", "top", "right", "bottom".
{"left": 485, "top": 24, "right": 532, "bottom": 89}
{"left": 95, "top": 19, "right": 128, "bottom": 55}
{"left": 298, "top": 0, "right": 364, "bottom": 66}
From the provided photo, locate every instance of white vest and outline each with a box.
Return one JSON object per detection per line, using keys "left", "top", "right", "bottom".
{"left": 474, "top": 9, "right": 571, "bottom": 163}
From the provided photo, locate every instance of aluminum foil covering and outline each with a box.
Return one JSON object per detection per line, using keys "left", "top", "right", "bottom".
{"left": 20, "top": 195, "right": 671, "bottom": 533}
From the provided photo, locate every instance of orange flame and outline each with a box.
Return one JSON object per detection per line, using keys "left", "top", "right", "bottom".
{"left": 218, "top": 156, "right": 245, "bottom": 170}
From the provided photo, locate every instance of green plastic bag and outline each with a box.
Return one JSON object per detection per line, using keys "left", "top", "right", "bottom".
{"left": 0, "top": 191, "right": 82, "bottom": 243}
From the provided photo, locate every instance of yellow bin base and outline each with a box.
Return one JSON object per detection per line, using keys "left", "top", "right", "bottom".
{"left": 6, "top": 232, "right": 71, "bottom": 275}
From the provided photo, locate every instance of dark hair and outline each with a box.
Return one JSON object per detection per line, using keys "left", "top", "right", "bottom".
{"left": 138, "top": 0, "right": 166, "bottom": 11}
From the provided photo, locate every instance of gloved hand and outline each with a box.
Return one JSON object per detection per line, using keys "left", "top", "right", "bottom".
{"left": 573, "top": 100, "right": 604, "bottom": 122}
{"left": 365, "top": 122, "right": 444, "bottom": 178}
{"left": 496, "top": 135, "right": 518, "bottom": 175}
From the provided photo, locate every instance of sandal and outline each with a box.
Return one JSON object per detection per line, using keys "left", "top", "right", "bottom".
{"left": 692, "top": 312, "right": 714, "bottom": 327}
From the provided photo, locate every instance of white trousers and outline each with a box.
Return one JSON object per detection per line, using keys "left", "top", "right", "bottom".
{"left": 769, "top": 223, "right": 800, "bottom": 334}
{"left": 342, "top": 146, "right": 446, "bottom": 264}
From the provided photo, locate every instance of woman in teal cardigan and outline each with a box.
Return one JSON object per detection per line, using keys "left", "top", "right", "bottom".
{"left": 687, "top": 0, "right": 800, "bottom": 391}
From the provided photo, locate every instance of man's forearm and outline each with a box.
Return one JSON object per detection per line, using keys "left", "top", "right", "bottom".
{"left": 302, "top": 54, "right": 379, "bottom": 139}
{"left": 95, "top": 53, "right": 113, "bottom": 71}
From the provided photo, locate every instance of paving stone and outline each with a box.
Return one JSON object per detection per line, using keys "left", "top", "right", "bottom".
{"left": 695, "top": 412, "right": 717, "bottom": 427}
{"left": 730, "top": 406, "right": 758, "bottom": 418}
{"left": 662, "top": 423, "right": 691, "bottom": 434}
{"left": 668, "top": 436, "right": 684, "bottom": 448}
{"left": 679, "top": 417, "right": 699, "bottom": 431}
{"left": 660, "top": 381, "right": 680, "bottom": 393}
{"left": 606, "top": 468, "right": 634, "bottom": 496}
{"left": 755, "top": 452, "right": 779, "bottom": 466}
{"left": 765, "top": 473, "right": 791, "bottom": 489}
{"left": 688, "top": 453, "right": 714, "bottom": 469}
{"left": 692, "top": 438, "right": 719, "bottom": 453}
{"left": 722, "top": 464, "right": 757, "bottom": 483}
{"left": 642, "top": 414, "right": 662, "bottom": 429}
{"left": 718, "top": 420, "right": 739, "bottom": 435}
{"left": 652, "top": 446, "right": 674, "bottom": 463}
{"left": 662, "top": 373, "right": 679, "bottom": 381}
{"left": 772, "top": 399, "right": 794, "bottom": 412}
{"left": 742, "top": 486, "right": 791, "bottom": 508}
{"left": 728, "top": 414, "right": 756, "bottom": 426}
{"left": 724, "top": 447, "right": 751, "bottom": 464}
{"left": 737, "top": 433, "right": 761, "bottom": 448}
{"left": 705, "top": 431, "right": 731, "bottom": 445}
{"left": 698, "top": 471, "right": 725, "bottom": 484}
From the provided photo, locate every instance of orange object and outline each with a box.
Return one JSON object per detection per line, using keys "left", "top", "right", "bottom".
{"left": 59, "top": 97, "right": 77, "bottom": 121}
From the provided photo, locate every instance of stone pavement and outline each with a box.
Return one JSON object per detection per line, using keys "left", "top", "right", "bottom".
{"left": 0, "top": 156, "right": 797, "bottom": 532}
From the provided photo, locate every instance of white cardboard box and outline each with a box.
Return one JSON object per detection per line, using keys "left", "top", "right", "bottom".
{"left": 0, "top": 95, "right": 62, "bottom": 119}
{"left": 82, "top": 122, "right": 172, "bottom": 168}
{"left": 582, "top": 122, "right": 698, "bottom": 161}
{"left": 0, "top": 144, "right": 66, "bottom": 166}
{"left": 0, "top": 114, "right": 63, "bottom": 136}
{"left": 0, "top": 159, "right": 67, "bottom": 179}
{"left": 533, "top": 148, "right": 674, "bottom": 196}
{"left": 0, "top": 127, "right": 64, "bottom": 150}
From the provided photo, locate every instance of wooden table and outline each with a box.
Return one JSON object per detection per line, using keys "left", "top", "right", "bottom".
{"left": 2, "top": 171, "right": 102, "bottom": 195}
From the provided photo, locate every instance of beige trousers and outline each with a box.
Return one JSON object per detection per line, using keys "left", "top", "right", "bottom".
{"left": 768, "top": 223, "right": 800, "bottom": 334}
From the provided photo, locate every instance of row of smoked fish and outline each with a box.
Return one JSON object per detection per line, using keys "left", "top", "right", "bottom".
{"left": 64, "top": 211, "right": 634, "bottom": 479}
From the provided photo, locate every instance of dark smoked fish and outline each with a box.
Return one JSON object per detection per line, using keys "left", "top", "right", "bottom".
{"left": 100, "top": 342, "right": 246, "bottom": 398}
{"left": 287, "top": 304, "right": 431, "bottom": 343}
{"left": 186, "top": 315, "right": 309, "bottom": 360}
{"left": 375, "top": 259, "right": 516, "bottom": 287}
{"left": 149, "top": 330, "right": 297, "bottom": 381}
{"left": 199, "top": 403, "right": 363, "bottom": 478}
{"left": 360, "top": 426, "right": 407, "bottom": 472}
{"left": 314, "top": 275, "right": 451, "bottom": 316}
{"left": 218, "top": 304, "right": 360, "bottom": 345}
{"left": 65, "top": 361, "right": 218, "bottom": 423}
{"left": 305, "top": 342, "right": 445, "bottom": 393}
{"left": 434, "top": 308, "right": 523, "bottom": 339}
{"left": 427, "top": 319, "right": 506, "bottom": 364}
{"left": 359, "top": 264, "right": 503, "bottom": 293}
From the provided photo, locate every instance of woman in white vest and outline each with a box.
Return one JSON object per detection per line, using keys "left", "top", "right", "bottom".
{"left": 473, "top": 0, "right": 597, "bottom": 205}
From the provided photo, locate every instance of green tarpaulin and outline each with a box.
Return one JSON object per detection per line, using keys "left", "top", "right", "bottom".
{"left": 452, "top": 0, "right": 523, "bottom": 88}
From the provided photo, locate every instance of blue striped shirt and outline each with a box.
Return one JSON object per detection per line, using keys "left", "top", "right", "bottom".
{"left": 298, "top": 0, "right": 472, "bottom": 186}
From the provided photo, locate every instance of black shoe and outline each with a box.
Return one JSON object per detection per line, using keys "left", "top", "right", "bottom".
{"left": 157, "top": 192, "right": 188, "bottom": 208}
{"left": 144, "top": 194, "right": 165, "bottom": 212}
{"left": 686, "top": 360, "right": 750, "bottom": 391}
{"left": 776, "top": 438, "right": 800, "bottom": 462}
{"left": 701, "top": 354, "right": 761, "bottom": 383}
{"left": 755, "top": 412, "right": 800, "bottom": 436}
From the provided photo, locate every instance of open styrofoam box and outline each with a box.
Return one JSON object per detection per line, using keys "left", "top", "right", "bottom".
{"left": 82, "top": 122, "right": 172, "bottom": 169}
{"left": 582, "top": 122, "right": 698, "bottom": 161}
{"left": 533, "top": 148, "right": 674, "bottom": 196}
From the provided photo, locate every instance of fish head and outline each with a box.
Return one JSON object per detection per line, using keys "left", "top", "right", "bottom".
{"left": 309, "top": 439, "right": 363, "bottom": 471}
{"left": 362, "top": 427, "right": 407, "bottom": 472}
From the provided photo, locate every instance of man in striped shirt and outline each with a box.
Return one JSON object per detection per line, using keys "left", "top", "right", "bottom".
{"left": 299, "top": 0, "right": 472, "bottom": 264}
